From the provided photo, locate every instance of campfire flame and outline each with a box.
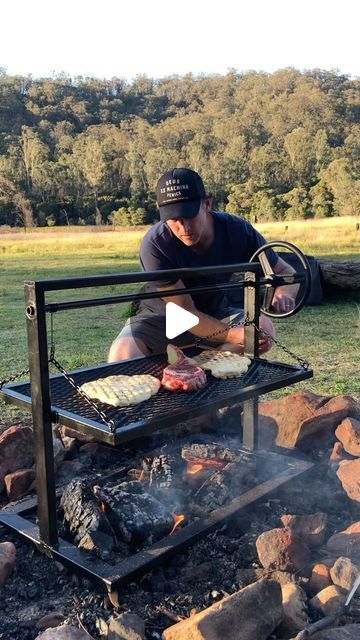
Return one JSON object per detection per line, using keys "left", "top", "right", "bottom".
{"left": 186, "top": 459, "right": 226, "bottom": 475}
{"left": 170, "top": 513, "right": 185, "bottom": 535}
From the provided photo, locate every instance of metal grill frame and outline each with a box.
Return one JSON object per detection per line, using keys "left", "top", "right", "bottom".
{"left": 0, "top": 263, "right": 313, "bottom": 592}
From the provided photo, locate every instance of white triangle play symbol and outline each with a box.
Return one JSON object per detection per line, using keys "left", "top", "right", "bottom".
{"left": 166, "top": 302, "right": 199, "bottom": 339}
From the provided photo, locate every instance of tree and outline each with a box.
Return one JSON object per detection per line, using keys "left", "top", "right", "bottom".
{"left": 282, "top": 186, "right": 312, "bottom": 219}
{"left": 322, "top": 158, "right": 357, "bottom": 215}
{"left": 310, "top": 180, "right": 334, "bottom": 218}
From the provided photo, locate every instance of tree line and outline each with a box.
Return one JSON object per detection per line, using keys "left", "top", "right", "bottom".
{"left": 0, "top": 67, "right": 359, "bottom": 227}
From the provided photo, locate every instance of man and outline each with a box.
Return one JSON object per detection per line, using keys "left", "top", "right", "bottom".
{"left": 108, "top": 168, "right": 297, "bottom": 362}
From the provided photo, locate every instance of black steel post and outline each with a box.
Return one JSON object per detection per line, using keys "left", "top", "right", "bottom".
{"left": 243, "top": 270, "right": 261, "bottom": 451}
{"left": 25, "top": 282, "right": 58, "bottom": 547}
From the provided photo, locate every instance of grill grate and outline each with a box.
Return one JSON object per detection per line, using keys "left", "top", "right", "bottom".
{"left": 3, "top": 349, "right": 312, "bottom": 438}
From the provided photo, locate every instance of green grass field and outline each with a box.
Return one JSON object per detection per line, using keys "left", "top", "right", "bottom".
{"left": 1, "top": 217, "right": 359, "bottom": 425}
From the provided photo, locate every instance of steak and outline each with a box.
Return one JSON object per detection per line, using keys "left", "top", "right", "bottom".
{"left": 161, "top": 345, "right": 207, "bottom": 392}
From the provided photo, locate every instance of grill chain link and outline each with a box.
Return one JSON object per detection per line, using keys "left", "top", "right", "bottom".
{"left": 195, "top": 315, "right": 309, "bottom": 371}
{"left": 0, "top": 368, "right": 31, "bottom": 389}
{"left": 49, "top": 350, "right": 116, "bottom": 432}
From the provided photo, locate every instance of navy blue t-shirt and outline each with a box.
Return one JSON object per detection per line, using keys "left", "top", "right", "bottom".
{"left": 139, "top": 211, "right": 277, "bottom": 315}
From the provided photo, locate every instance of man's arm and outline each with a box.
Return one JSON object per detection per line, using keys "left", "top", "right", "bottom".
{"left": 271, "top": 257, "right": 299, "bottom": 313}
{"left": 157, "top": 280, "right": 271, "bottom": 352}
{"left": 158, "top": 279, "right": 244, "bottom": 344}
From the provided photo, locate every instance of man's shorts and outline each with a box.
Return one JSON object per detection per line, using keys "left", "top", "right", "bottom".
{"left": 115, "top": 306, "right": 245, "bottom": 355}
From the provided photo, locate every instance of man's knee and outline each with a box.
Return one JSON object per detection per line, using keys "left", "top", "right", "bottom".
{"left": 107, "top": 336, "right": 149, "bottom": 362}
{"left": 260, "top": 315, "right": 275, "bottom": 340}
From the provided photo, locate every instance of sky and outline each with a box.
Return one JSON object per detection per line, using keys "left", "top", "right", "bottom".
{"left": 1, "top": 0, "right": 359, "bottom": 81}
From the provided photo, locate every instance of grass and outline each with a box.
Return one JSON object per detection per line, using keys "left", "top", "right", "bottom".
{"left": 0, "top": 217, "right": 359, "bottom": 426}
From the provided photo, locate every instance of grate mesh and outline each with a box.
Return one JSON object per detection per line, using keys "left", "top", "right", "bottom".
{"left": 7, "top": 349, "right": 311, "bottom": 433}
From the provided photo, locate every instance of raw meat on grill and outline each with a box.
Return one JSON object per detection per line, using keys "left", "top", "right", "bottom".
{"left": 161, "top": 345, "right": 207, "bottom": 392}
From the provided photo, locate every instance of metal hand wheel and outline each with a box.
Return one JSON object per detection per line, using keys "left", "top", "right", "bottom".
{"left": 250, "top": 241, "right": 312, "bottom": 318}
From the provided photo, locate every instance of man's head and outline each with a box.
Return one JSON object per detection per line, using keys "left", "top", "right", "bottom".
{"left": 156, "top": 168, "right": 206, "bottom": 223}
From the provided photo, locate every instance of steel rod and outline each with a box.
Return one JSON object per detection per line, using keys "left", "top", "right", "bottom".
{"left": 25, "top": 282, "right": 58, "bottom": 547}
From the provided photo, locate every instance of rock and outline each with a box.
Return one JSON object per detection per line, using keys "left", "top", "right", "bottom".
{"left": 336, "top": 417, "right": 360, "bottom": 456}
{"left": 308, "top": 563, "right": 332, "bottom": 595}
{"left": 0, "top": 426, "right": 34, "bottom": 478}
{"left": 310, "top": 585, "right": 347, "bottom": 616}
{"left": 108, "top": 612, "right": 146, "bottom": 639}
{"left": 256, "top": 527, "right": 312, "bottom": 573}
{"left": 0, "top": 541, "right": 16, "bottom": 587}
{"left": 280, "top": 513, "right": 328, "bottom": 547}
{"left": 330, "top": 556, "right": 360, "bottom": 591}
{"left": 311, "top": 626, "right": 360, "bottom": 639}
{"left": 59, "top": 425, "right": 96, "bottom": 443}
{"left": 258, "top": 392, "right": 360, "bottom": 449}
{"left": 36, "top": 613, "right": 66, "bottom": 630}
{"left": 52, "top": 437, "right": 66, "bottom": 468}
{"left": 337, "top": 459, "right": 360, "bottom": 502}
{"left": 326, "top": 522, "right": 360, "bottom": 560}
{"left": 4, "top": 468, "right": 36, "bottom": 500}
{"left": 276, "top": 583, "right": 309, "bottom": 637}
{"left": 36, "top": 626, "right": 90, "bottom": 639}
{"left": 79, "top": 442, "right": 99, "bottom": 458}
{"left": 236, "top": 567, "right": 297, "bottom": 589}
{"left": 162, "top": 579, "right": 283, "bottom": 640}
{"left": 329, "top": 442, "right": 354, "bottom": 468}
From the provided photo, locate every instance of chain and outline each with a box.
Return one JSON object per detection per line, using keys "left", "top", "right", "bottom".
{"left": 194, "top": 316, "right": 245, "bottom": 346}
{"left": 48, "top": 352, "right": 116, "bottom": 432}
{"left": 194, "top": 312, "right": 309, "bottom": 371}
{"left": 249, "top": 319, "right": 310, "bottom": 370}
{"left": 0, "top": 368, "right": 30, "bottom": 389}
{"left": 49, "top": 315, "right": 116, "bottom": 432}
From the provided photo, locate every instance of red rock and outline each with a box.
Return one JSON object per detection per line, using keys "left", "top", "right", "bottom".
{"left": 277, "top": 583, "right": 309, "bottom": 636}
{"left": 0, "top": 425, "right": 34, "bottom": 473}
{"left": 162, "top": 579, "right": 283, "bottom": 640}
{"left": 330, "top": 556, "right": 360, "bottom": 591}
{"left": 4, "top": 469, "right": 36, "bottom": 500}
{"left": 312, "top": 625, "right": 360, "bottom": 639}
{"left": 259, "top": 392, "right": 360, "bottom": 449}
{"left": 36, "top": 612, "right": 66, "bottom": 630}
{"left": 337, "top": 459, "right": 360, "bottom": 502}
{"left": 36, "top": 625, "right": 90, "bottom": 639}
{"left": 108, "top": 612, "right": 145, "bottom": 639}
{"left": 0, "top": 541, "right": 16, "bottom": 587}
{"left": 280, "top": 512, "right": 327, "bottom": 547}
{"left": 326, "top": 522, "right": 360, "bottom": 560}
{"left": 329, "top": 442, "right": 353, "bottom": 468}
{"left": 308, "top": 563, "right": 332, "bottom": 595}
{"left": 310, "top": 585, "right": 347, "bottom": 616}
{"left": 336, "top": 417, "right": 360, "bottom": 456}
{"left": 59, "top": 425, "right": 96, "bottom": 443}
{"left": 256, "top": 527, "right": 312, "bottom": 573}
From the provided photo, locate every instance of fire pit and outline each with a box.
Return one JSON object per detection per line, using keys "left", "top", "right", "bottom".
{"left": 0, "top": 255, "right": 314, "bottom": 594}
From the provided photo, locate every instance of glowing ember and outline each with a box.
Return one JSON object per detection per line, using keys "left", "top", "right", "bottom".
{"left": 187, "top": 459, "right": 226, "bottom": 475}
{"left": 170, "top": 513, "right": 185, "bottom": 535}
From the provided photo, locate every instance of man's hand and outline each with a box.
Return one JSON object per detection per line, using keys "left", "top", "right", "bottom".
{"left": 272, "top": 256, "right": 299, "bottom": 313}
{"left": 271, "top": 290, "right": 296, "bottom": 314}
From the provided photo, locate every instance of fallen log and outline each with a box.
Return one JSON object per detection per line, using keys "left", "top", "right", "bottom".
{"left": 318, "top": 260, "right": 360, "bottom": 290}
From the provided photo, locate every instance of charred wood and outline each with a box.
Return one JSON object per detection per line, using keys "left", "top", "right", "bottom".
{"left": 181, "top": 443, "right": 237, "bottom": 463}
{"left": 93, "top": 481, "right": 174, "bottom": 547}
{"left": 60, "top": 478, "right": 115, "bottom": 546}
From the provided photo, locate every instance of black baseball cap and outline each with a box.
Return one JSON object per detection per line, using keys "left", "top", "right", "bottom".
{"left": 156, "top": 168, "right": 206, "bottom": 222}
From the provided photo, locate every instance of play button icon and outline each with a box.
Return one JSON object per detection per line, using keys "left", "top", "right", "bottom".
{"left": 166, "top": 302, "right": 199, "bottom": 339}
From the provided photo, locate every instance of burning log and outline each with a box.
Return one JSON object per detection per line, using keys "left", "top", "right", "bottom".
{"left": 60, "top": 478, "right": 116, "bottom": 548}
{"left": 150, "top": 453, "right": 176, "bottom": 489}
{"left": 93, "top": 480, "right": 174, "bottom": 546}
{"left": 181, "top": 443, "right": 237, "bottom": 463}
